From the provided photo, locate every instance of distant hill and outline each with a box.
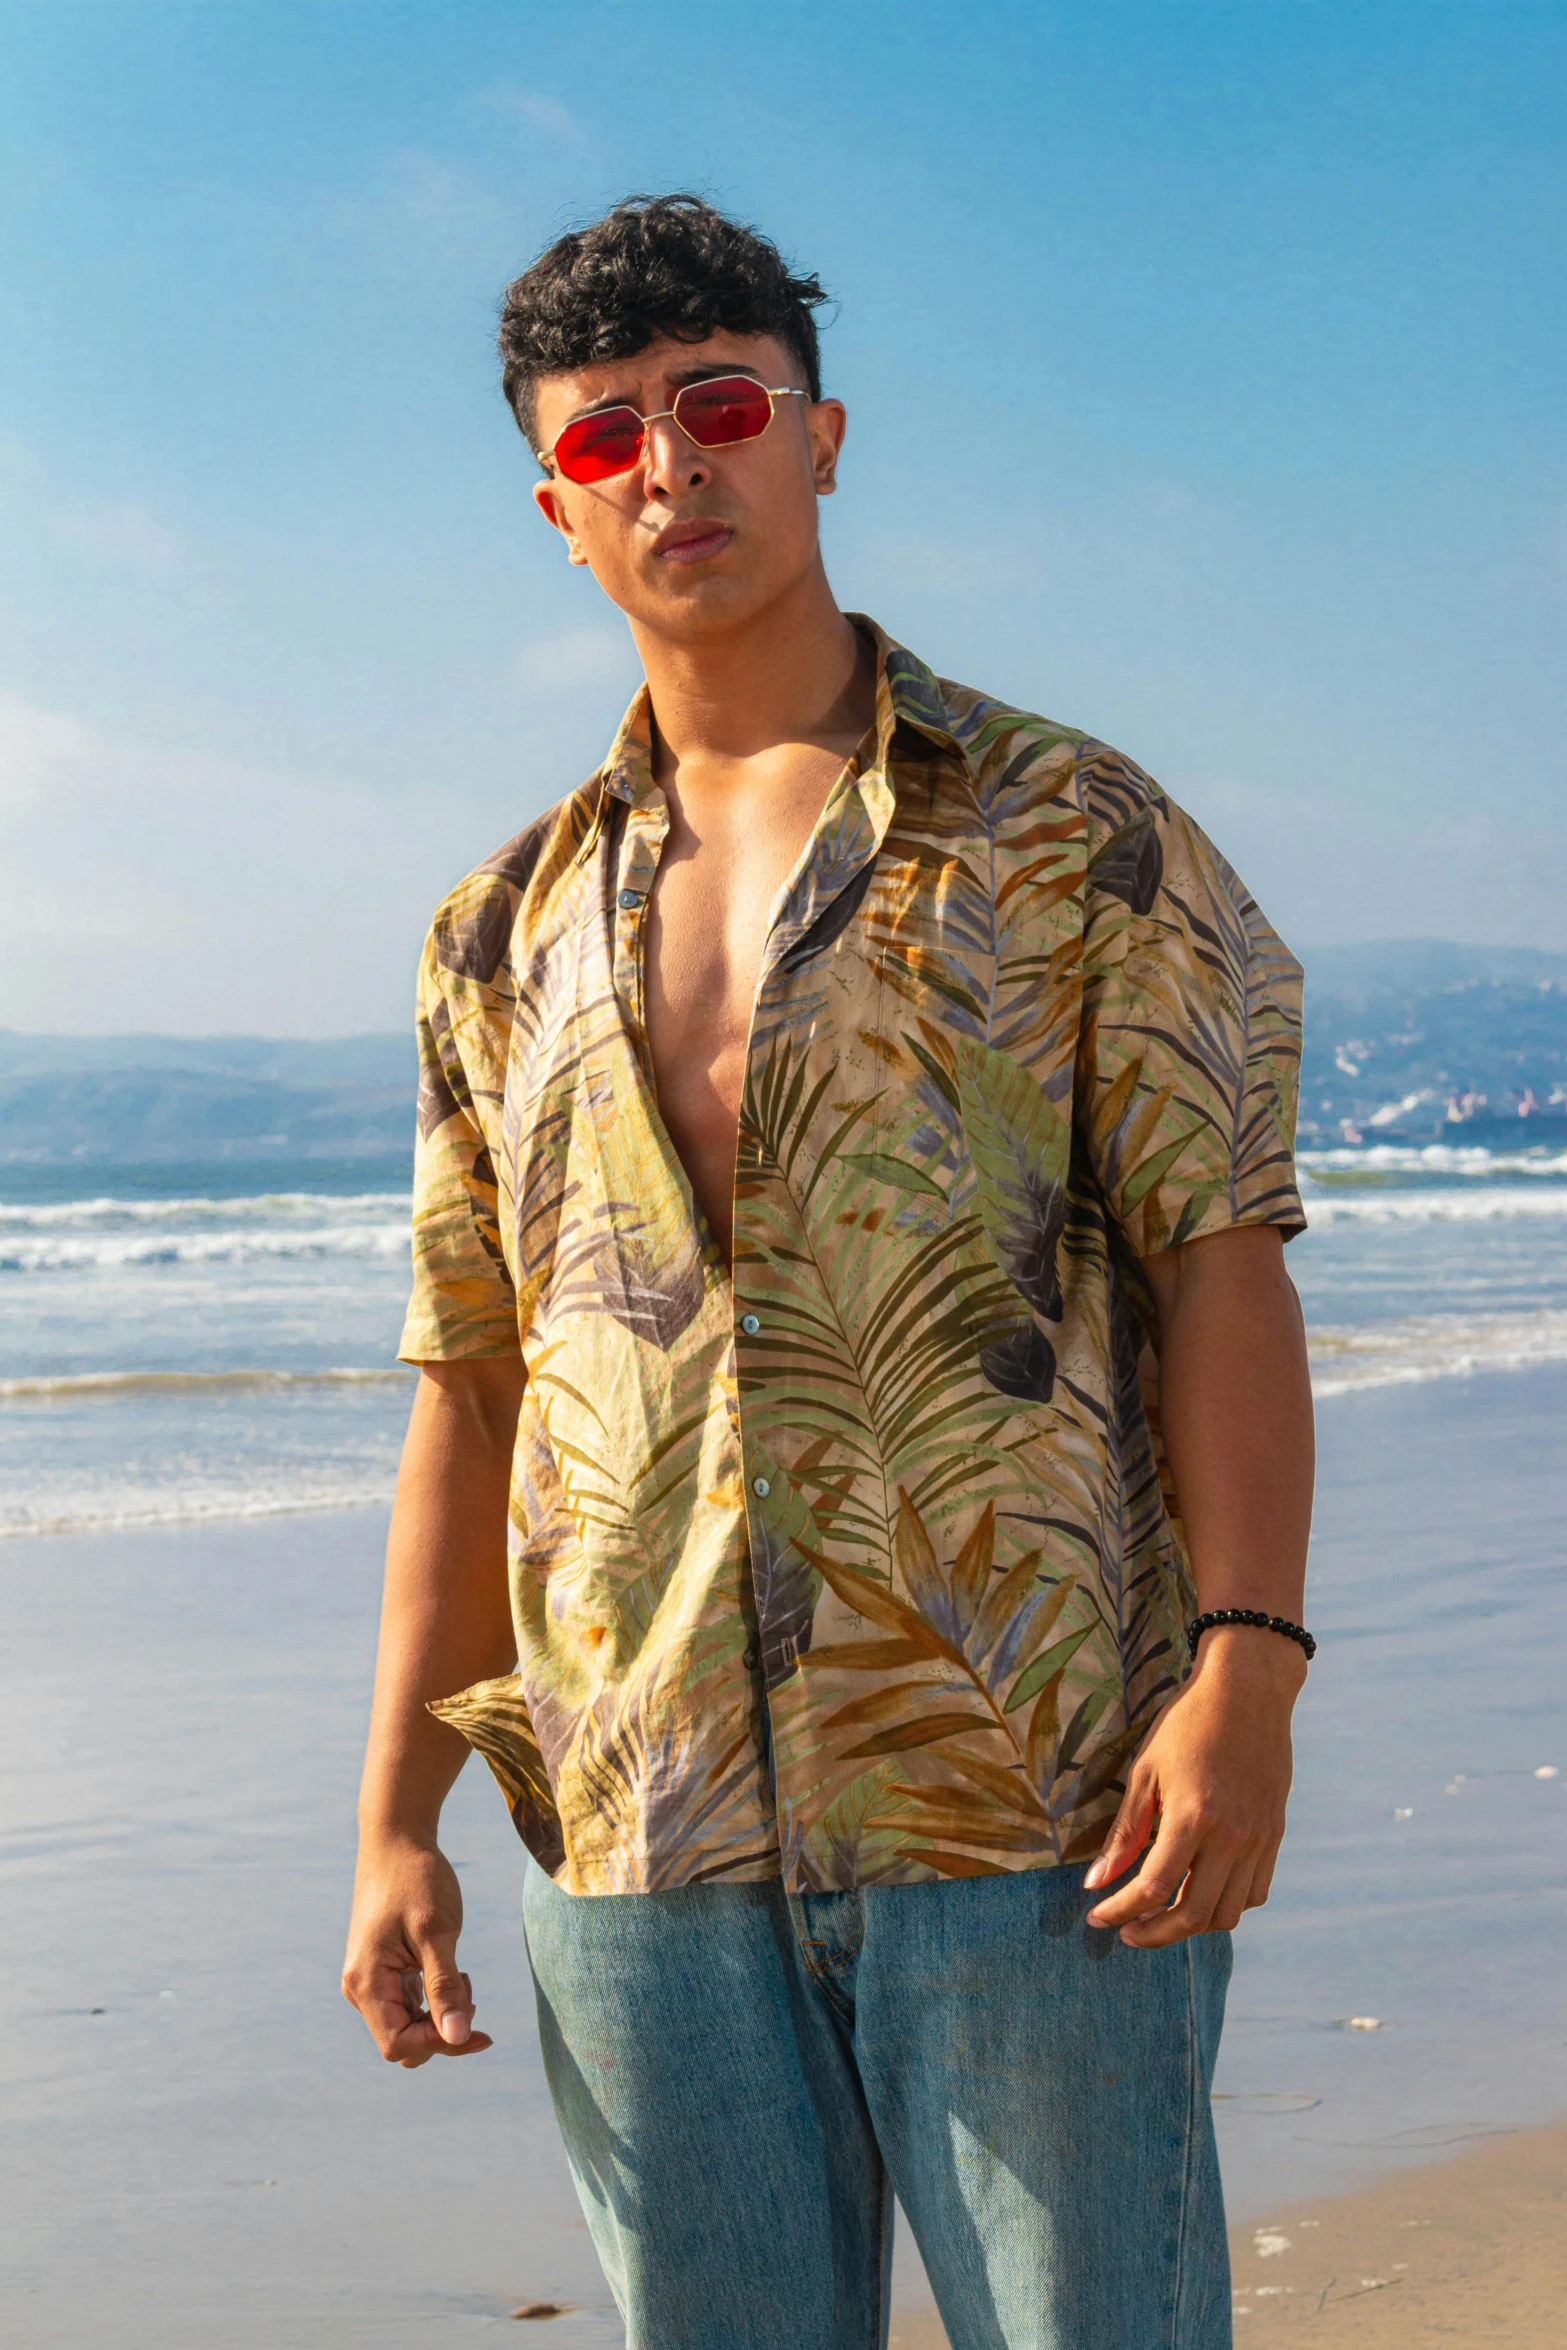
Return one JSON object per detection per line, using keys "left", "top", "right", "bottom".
{"left": 3, "top": 937, "right": 1565, "bottom": 1164}
{"left": 0, "top": 1031, "right": 415, "bottom": 1166}
{"left": 1297, "top": 940, "right": 1567, "bottom": 1145}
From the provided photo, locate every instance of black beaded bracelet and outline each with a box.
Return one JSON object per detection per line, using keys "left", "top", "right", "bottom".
{"left": 1186, "top": 1608, "right": 1316, "bottom": 1663}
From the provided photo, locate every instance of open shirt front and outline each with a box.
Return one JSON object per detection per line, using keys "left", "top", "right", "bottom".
{"left": 400, "top": 618, "right": 1305, "bottom": 1894}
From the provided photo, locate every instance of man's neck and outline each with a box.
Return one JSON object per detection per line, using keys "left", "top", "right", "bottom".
{"left": 630, "top": 564, "right": 874, "bottom": 783}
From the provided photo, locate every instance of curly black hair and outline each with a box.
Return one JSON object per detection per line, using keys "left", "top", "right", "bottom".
{"left": 499, "top": 193, "right": 830, "bottom": 453}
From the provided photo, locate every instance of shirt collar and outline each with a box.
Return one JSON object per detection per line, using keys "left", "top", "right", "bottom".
{"left": 577, "top": 616, "right": 966, "bottom": 863}
{"left": 855, "top": 614, "right": 966, "bottom": 766}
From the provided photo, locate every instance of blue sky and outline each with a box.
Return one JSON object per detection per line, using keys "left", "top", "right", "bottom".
{"left": 2, "top": 1, "right": 1563, "bottom": 1033}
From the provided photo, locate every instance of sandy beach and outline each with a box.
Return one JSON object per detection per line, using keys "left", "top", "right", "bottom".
{"left": 888, "top": 2124, "right": 1559, "bottom": 2340}
{"left": 887, "top": 2119, "right": 1567, "bottom": 2347}
{"left": 3, "top": 1368, "right": 1563, "bottom": 2344}
{"left": 1227, "top": 2118, "right": 1567, "bottom": 2342}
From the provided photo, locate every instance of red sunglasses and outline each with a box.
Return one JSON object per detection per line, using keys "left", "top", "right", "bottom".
{"left": 539, "top": 374, "right": 810, "bottom": 486}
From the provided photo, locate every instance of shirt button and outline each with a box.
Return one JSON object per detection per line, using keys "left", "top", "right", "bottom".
{"left": 740, "top": 1313, "right": 761, "bottom": 1336}
{"left": 752, "top": 1476, "right": 770, "bottom": 1498}
{"left": 617, "top": 889, "right": 642, "bottom": 911}
{"left": 743, "top": 1647, "right": 759, "bottom": 1672}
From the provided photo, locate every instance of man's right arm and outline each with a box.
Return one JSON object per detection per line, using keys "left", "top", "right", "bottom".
{"left": 342, "top": 1356, "right": 525, "bottom": 2068}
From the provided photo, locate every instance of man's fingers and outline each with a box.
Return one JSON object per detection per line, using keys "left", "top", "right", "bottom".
{"left": 413, "top": 1938, "right": 476, "bottom": 2046}
{"left": 342, "top": 1948, "right": 490, "bottom": 2065}
{"left": 1082, "top": 1772, "right": 1158, "bottom": 1893}
{"left": 1246, "top": 1841, "right": 1280, "bottom": 1910}
{"left": 390, "top": 2016, "right": 494, "bottom": 2069}
{"left": 1086, "top": 1809, "right": 1202, "bottom": 1928}
{"left": 356, "top": 1990, "right": 419, "bottom": 2058}
{"left": 1197, "top": 1853, "right": 1258, "bottom": 1937}
{"left": 342, "top": 1951, "right": 423, "bottom": 2059}
{"left": 1117, "top": 1842, "right": 1232, "bottom": 1947}
{"left": 1118, "top": 1839, "right": 1267, "bottom": 1947}
{"left": 1213, "top": 1854, "right": 1260, "bottom": 1932}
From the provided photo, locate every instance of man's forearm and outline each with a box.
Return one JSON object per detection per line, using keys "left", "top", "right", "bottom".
{"left": 344, "top": 1356, "right": 523, "bottom": 2065}
{"left": 1144, "top": 1223, "right": 1314, "bottom": 1627}
{"left": 1085, "top": 1225, "right": 1314, "bottom": 1940}
{"left": 357, "top": 1358, "right": 524, "bottom": 1841}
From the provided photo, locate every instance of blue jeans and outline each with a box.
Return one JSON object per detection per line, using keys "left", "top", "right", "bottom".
{"left": 522, "top": 1861, "right": 1232, "bottom": 2349}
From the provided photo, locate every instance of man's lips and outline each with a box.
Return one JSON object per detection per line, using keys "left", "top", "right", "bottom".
{"left": 652, "top": 519, "right": 734, "bottom": 564}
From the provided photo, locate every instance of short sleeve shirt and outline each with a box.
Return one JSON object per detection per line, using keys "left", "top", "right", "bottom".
{"left": 401, "top": 619, "right": 1305, "bottom": 1894}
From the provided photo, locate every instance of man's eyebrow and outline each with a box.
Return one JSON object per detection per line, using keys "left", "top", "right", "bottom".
{"left": 562, "top": 388, "right": 642, "bottom": 427}
{"left": 666, "top": 362, "right": 770, "bottom": 388}
{"left": 560, "top": 362, "right": 773, "bottom": 427}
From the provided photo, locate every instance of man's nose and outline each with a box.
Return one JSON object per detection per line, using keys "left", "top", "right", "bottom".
{"left": 641, "top": 412, "right": 710, "bottom": 497}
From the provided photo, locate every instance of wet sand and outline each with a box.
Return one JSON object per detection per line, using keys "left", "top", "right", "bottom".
{"left": 1227, "top": 2118, "right": 1567, "bottom": 2341}
{"left": 891, "top": 2119, "right": 1567, "bottom": 2346}
{"left": 3, "top": 1368, "right": 1563, "bottom": 2345}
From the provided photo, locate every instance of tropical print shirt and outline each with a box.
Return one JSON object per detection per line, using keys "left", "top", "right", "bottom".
{"left": 401, "top": 618, "right": 1305, "bottom": 1895}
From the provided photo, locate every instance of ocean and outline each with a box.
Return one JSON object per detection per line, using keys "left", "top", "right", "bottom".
{"left": 3, "top": 1144, "right": 1565, "bottom": 2344}
{"left": 3, "top": 1143, "right": 1567, "bottom": 1536}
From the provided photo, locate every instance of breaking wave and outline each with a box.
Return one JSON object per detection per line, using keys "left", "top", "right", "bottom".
{"left": 1, "top": 1479, "right": 400, "bottom": 1539}
{"left": 0, "top": 1367, "right": 411, "bottom": 1402}
{"left": 1308, "top": 1309, "right": 1567, "bottom": 1398}
{"left": 1, "top": 1222, "right": 411, "bottom": 1272}
{"left": 1299, "top": 1145, "right": 1567, "bottom": 1178}
{"left": 0, "top": 1190, "right": 410, "bottom": 1227}
{"left": 1300, "top": 1183, "right": 1567, "bottom": 1226}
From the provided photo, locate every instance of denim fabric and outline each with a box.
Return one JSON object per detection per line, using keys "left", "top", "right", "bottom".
{"left": 522, "top": 1860, "right": 1232, "bottom": 2350}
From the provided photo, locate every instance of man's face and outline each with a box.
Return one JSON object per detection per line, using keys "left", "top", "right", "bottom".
{"left": 529, "top": 331, "right": 846, "bottom": 641}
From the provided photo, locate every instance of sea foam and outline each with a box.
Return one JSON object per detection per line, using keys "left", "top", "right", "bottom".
{"left": 0, "top": 1366, "right": 412, "bottom": 1402}
{"left": 1299, "top": 1183, "right": 1567, "bottom": 1226}
{"left": 1307, "top": 1308, "right": 1567, "bottom": 1397}
{"left": 0, "top": 1189, "right": 410, "bottom": 1227}
{"left": 1, "top": 1222, "right": 411, "bottom": 1273}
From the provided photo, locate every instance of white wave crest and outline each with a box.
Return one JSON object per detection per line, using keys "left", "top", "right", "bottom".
{"left": 0, "top": 1479, "right": 398, "bottom": 1539}
{"left": 0, "top": 1221, "right": 411, "bottom": 1273}
{"left": 1300, "top": 1184, "right": 1567, "bottom": 1226}
{"left": 1309, "top": 1309, "right": 1567, "bottom": 1397}
{"left": 0, "top": 1367, "right": 411, "bottom": 1402}
{"left": 0, "top": 1189, "right": 409, "bottom": 1229}
{"left": 1299, "top": 1145, "right": 1567, "bottom": 1178}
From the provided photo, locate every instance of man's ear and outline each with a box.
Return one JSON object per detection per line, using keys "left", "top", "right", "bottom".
{"left": 532, "top": 477, "right": 591, "bottom": 566}
{"left": 809, "top": 399, "right": 847, "bottom": 497}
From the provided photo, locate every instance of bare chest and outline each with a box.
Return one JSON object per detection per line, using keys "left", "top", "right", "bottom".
{"left": 640, "top": 787, "right": 832, "bottom": 1259}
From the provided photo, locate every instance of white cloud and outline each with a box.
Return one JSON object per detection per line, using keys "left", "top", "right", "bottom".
{"left": 509, "top": 621, "right": 640, "bottom": 703}
{"left": 0, "top": 436, "right": 195, "bottom": 591}
{"left": 474, "top": 85, "right": 596, "bottom": 151}
{"left": 386, "top": 148, "right": 472, "bottom": 226}
{"left": 55, "top": 502, "right": 186, "bottom": 573}
{"left": 1174, "top": 769, "right": 1567, "bottom": 952}
{"left": 320, "top": 146, "right": 499, "bottom": 245}
{"left": 848, "top": 530, "right": 1034, "bottom": 598}
{"left": 0, "top": 692, "right": 98, "bottom": 812}
{"left": 0, "top": 692, "right": 467, "bottom": 1032}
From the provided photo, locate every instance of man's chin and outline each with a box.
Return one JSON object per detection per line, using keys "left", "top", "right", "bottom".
{"left": 624, "top": 565, "right": 779, "bottom": 635}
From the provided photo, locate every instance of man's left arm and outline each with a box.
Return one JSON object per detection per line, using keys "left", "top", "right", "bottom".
{"left": 1084, "top": 1223, "right": 1315, "bottom": 1945}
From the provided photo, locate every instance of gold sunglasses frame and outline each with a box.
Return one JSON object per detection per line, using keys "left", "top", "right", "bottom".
{"left": 537, "top": 378, "right": 810, "bottom": 478}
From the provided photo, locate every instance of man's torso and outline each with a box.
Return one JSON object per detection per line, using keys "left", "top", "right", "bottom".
{"left": 404, "top": 620, "right": 1305, "bottom": 1895}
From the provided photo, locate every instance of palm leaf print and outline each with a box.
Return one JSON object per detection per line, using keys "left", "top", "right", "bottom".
{"left": 956, "top": 1038, "right": 1072, "bottom": 1323}
{"left": 428, "top": 1677, "right": 566, "bottom": 1878}
{"left": 407, "top": 628, "right": 1303, "bottom": 1892}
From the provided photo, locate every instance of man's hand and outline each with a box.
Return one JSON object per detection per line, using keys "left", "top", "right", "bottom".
{"left": 344, "top": 1359, "right": 523, "bottom": 2069}
{"left": 1083, "top": 1627, "right": 1306, "bottom": 1944}
{"left": 343, "top": 1833, "right": 493, "bottom": 2067}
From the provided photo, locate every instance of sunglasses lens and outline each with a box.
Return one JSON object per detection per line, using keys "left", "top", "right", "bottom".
{"left": 553, "top": 407, "right": 646, "bottom": 483}
{"left": 673, "top": 376, "right": 775, "bottom": 447}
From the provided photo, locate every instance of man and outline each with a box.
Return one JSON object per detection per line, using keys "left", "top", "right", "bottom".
{"left": 344, "top": 194, "right": 1315, "bottom": 2350}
